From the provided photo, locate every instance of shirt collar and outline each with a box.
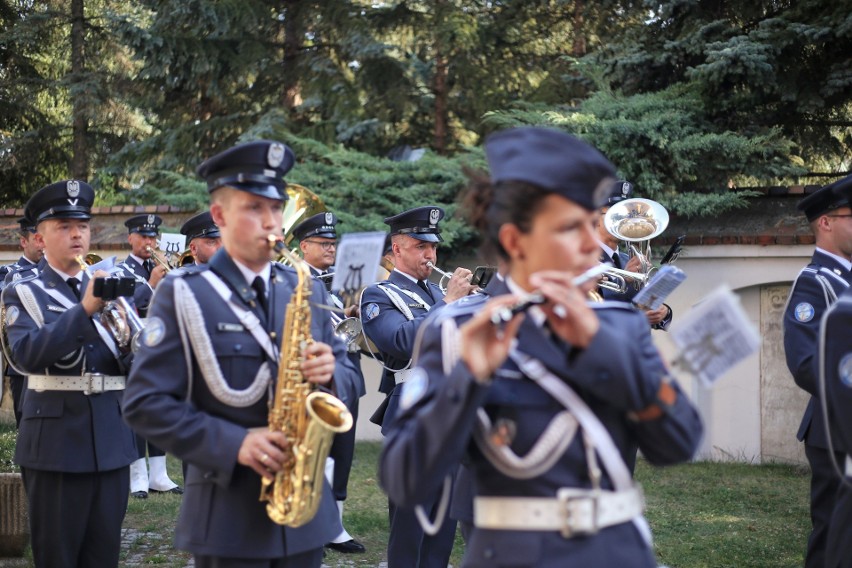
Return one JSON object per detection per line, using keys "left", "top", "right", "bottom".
{"left": 51, "top": 265, "right": 84, "bottom": 282}
{"left": 598, "top": 240, "right": 617, "bottom": 258}
{"left": 129, "top": 253, "right": 146, "bottom": 266}
{"left": 816, "top": 247, "right": 852, "bottom": 272}
{"left": 393, "top": 268, "right": 419, "bottom": 284}
{"left": 231, "top": 258, "right": 272, "bottom": 287}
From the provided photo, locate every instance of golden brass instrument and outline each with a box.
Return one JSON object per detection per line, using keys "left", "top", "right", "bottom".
{"left": 260, "top": 236, "right": 353, "bottom": 527}
{"left": 145, "top": 246, "right": 174, "bottom": 272}
{"left": 178, "top": 249, "right": 195, "bottom": 267}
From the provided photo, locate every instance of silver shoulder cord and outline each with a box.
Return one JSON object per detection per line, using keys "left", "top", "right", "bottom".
{"left": 818, "top": 293, "right": 852, "bottom": 488}
{"left": 357, "top": 284, "right": 415, "bottom": 373}
{"left": 174, "top": 277, "right": 271, "bottom": 408}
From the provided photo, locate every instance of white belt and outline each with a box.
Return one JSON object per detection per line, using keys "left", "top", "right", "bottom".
{"left": 394, "top": 369, "right": 412, "bottom": 385}
{"left": 28, "top": 374, "right": 126, "bottom": 395}
{"left": 474, "top": 486, "right": 644, "bottom": 538}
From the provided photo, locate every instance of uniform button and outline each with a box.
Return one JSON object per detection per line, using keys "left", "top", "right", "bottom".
{"left": 87, "top": 344, "right": 94, "bottom": 351}
{"left": 484, "top": 548, "right": 494, "bottom": 559}
{"left": 204, "top": 471, "right": 215, "bottom": 479}
{"left": 35, "top": 409, "right": 41, "bottom": 415}
{"left": 234, "top": 344, "right": 243, "bottom": 352}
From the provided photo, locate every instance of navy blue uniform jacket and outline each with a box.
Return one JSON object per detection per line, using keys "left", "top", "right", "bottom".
{"left": 379, "top": 279, "right": 703, "bottom": 567}
{"left": 122, "top": 249, "right": 356, "bottom": 558}
{"left": 119, "top": 256, "right": 154, "bottom": 316}
{"left": 360, "top": 269, "right": 446, "bottom": 432}
{"left": 784, "top": 249, "right": 851, "bottom": 450}
{"left": 2, "top": 265, "right": 137, "bottom": 472}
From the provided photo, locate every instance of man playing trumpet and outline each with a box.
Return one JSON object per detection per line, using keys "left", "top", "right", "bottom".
{"left": 359, "top": 205, "right": 475, "bottom": 568}
{"left": 117, "top": 212, "right": 182, "bottom": 498}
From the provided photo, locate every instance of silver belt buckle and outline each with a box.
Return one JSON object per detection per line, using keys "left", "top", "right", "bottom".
{"left": 84, "top": 373, "right": 105, "bottom": 395}
{"left": 557, "top": 488, "right": 599, "bottom": 538}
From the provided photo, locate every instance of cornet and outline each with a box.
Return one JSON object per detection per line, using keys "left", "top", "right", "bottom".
{"left": 598, "top": 266, "right": 650, "bottom": 294}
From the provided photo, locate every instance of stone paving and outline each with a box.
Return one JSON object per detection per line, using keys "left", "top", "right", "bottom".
{"left": 120, "top": 528, "right": 389, "bottom": 568}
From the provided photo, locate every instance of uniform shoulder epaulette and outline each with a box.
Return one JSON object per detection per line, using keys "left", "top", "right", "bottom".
{"left": 179, "top": 264, "right": 209, "bottom": 277}
{"left": 431, "top": 294, "right": 487, "bottom": 324}
{"left": 271, "top": 262, "right": 298, "bottom": 276}
{"left": 589, "top": 299, "right": 637, "bottom": 312}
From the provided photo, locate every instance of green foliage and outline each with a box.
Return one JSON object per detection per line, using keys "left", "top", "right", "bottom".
{"left": 484, "top": 80, "right": 803, "bottom": 217}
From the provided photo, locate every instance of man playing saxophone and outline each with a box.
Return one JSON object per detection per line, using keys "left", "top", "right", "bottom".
{"left": 123, "top": 140, "right": 358, "bottom": 568}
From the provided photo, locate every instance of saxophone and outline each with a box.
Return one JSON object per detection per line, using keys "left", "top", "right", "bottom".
{"left": 259, "top": 236, "right": 353, "bottom": 527}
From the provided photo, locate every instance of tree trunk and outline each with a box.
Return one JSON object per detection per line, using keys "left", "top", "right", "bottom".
{"left": 281, "top": 0, "right": 303, "bottom": 111}
{"left": 572, "top": 0, "right": 586, "bottom": 58}
{"left": 70, "top": 0, "right": 88, "bottom": 180}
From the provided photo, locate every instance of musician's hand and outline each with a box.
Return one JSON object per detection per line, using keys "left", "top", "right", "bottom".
{"left": 343, "top": 304, "right": 360, "bottom": 318}
{"left": 624, "top": 255, "right": 643, "bottom": 273}
{"left": 81, "top": 269, "right": 108, "bottom": 316}
{"left": 148, "top": 264, "right": 167, "bottom": 288}
{"left": 645, "top": 304, "right": 669, "bottom": 325}
{"left": 460, "top": 295, "right": 526, "bottom": 382}
{"left": 444, "top": 267, "right": 476, "bottom": 303}
{"left": 529, "top": 271, "right": 599, "bottom": 348}
{"left": 238, "top": 428, "right": 292, "bottom": 480}
{"left": 301, "top": 342, "right": 335, "bottom": 385}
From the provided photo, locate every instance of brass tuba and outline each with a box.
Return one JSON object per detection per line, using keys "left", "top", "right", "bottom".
{"left": 603, "top": 197, "right": 669, "bottom": 288}
{"left": 259, "top": 236, "right": 353, "bottom": 527}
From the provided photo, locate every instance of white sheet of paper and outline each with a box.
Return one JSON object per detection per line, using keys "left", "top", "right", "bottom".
{"left": 332, "top": 231, "right": 388, "bottom": 293}
{"left": 668, "top": 285, "right": 760, "bottom": 387}
{"left": 158, "top": 233, "right": 186, "bottom": 258}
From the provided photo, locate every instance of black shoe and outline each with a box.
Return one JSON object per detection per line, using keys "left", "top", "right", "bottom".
{"left": 325, "top": 539, "right": 366, "bottom": 554}
{"left": 150, "top": 486, "right": 184, "bottom": 495}
{"left": 131, "top": 491, "right": 148, "bottom": 499}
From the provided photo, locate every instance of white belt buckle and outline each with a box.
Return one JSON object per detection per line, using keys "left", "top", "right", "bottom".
{"left": 84, "top": 373, "right": 105, "bottom": 395}
{"left": 557, "top": 488, "right": 599, "bottom": 538}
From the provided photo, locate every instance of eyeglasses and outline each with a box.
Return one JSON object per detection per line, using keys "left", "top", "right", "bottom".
{"left": 305, "top": 240, "right": 337, "bottom": 250}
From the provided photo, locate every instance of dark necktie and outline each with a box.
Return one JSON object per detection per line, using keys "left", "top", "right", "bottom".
{"left": 611, "top": 251, "right": 622, "bottom": 269}
{"left": 252, "top": 276, "right": 268, "bottom": 315}
{"left": 143, "top": 259, "right": 153, "bottom": 277}
{"left": 417, "top": 280, "right": 434, "bottom": 302}
{"left": 67, "top": 277, "right": 81, "bottom": 301}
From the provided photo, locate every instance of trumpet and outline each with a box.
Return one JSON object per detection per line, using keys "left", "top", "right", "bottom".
{"left": 425, "top": 262, "right": 453, "bottom": 293}
{"left": 598, "top": 266, "right": 650, "bottom": 294}
{"left": 145, "top": 246, "right": 174, "bottom": 272}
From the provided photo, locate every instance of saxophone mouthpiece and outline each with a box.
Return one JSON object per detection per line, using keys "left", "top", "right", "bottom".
{"left": 268, "top": 234, "right": 285, "bottom": 252}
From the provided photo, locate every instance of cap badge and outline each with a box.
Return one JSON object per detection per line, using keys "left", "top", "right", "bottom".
{"left": 621, "top": 182, "right": 632, "bottom": 196}
{"left": 268, "top": 143, "right": 285, "bottom": 168}
{"left": 429, "top": 209, "right": 440, "bottom": 225}
{"left": 147, "top": 214, "right": 155, "bottom": 225}
{"left": 66, "top": 180, "right": 80, "bottom": 198}
{"left": 325, "top": 212, "right": 333, "bottom": 225}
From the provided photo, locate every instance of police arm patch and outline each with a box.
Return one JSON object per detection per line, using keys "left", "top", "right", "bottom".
{"left": 142, "top": 316, "right": 166, "bottom": 347}
{"left": 400, "top": 367, "right": 428, "bottom": 411}
{"left": 794, "top": 302, "right": 815, "bottom": 322}
{"left": 4, "top": 305, "right": 19, "bottom": 326}
{"left": 838, "top": 354, "right": 852, "bottom": 388}
{"left": 364, "top": 303, "right": 380, "bottom": 321}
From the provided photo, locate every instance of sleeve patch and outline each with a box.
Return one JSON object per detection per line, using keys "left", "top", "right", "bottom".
{"left": 794, "top": 302, "right": 815, "bottom": 322}
{"left": 364, "top": 303, "right": 380, "bottom": 321}
{"left": 839, "top": 354, "right": 852, "bottom": 388}
{"left": 142, "top": 316, "right": 166, "bottom": 347}
{"left": 4, "top": 305, "right": 19, "bottom": 326}
{"left": 400, "top": 367, "right": 428, "bottom": 411}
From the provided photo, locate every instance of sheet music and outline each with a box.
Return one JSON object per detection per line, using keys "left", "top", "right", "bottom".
{"left": 158, "top": 233, "right": 186, "bottom": 258}
{"left": 331, "top": 231, "right": 387, "bottom": 293}
{"left": 632, "top": 265, "right": 687, "bottom": 310}
{"left": 668, "top": 285, "right": 759, "bottom": 387}
{"left": 88, "top": 256, "right": 118, "bottom": 274}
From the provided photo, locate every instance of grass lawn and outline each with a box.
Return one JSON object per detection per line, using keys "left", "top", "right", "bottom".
{"left": 1, "top": 423, "right": 811, "bottom": 567}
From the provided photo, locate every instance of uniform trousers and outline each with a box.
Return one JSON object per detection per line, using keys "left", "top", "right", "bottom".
{"left": 387, "top": 495, "right": 457, "bottom": 568}
{"left": 329, "top": 398, "right": 359, "bottom": 501}
{"left": 805, "top": 443, "right": 844, "bottom": 568}
{"left": 22, "top": 466, "right": 129, "bottom": 567}
{"left": 826, "top": 481, "right": 852, "bottom": 568}
{"left": 194, "top": 548, "right": 324, "bottom": 568}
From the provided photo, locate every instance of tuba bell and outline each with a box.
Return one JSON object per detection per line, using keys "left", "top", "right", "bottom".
{"left": 603, "top": 197, "right": 669, "bottom": 286}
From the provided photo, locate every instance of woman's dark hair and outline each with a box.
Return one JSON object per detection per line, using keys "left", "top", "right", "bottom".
{"left": 461, "top": 166, "right": 550, "bottom": 261}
